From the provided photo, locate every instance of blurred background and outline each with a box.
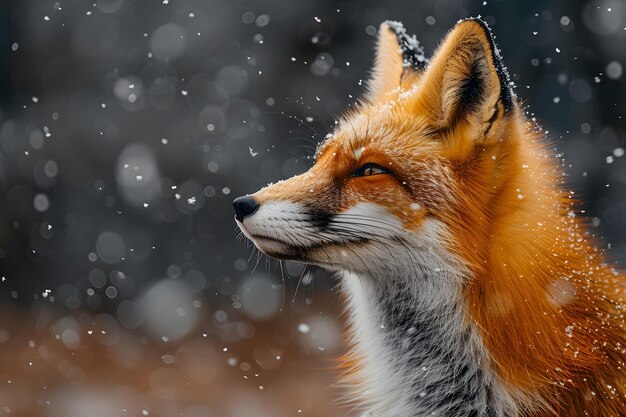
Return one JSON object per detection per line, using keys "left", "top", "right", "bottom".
{"left": 0, "top": 0, "right": 624, "bottom": 416}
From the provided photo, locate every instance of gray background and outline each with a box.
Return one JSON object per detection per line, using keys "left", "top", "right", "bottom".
{"left": 0, "top": 0, "right": 625, "bottom": 348}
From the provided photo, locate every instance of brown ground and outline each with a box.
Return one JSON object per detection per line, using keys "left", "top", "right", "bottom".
{"left": 0, "top": 305, "right": 356, "bottom": 417}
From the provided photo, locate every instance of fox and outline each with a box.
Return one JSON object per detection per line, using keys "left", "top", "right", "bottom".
{"left": 233, "top": 18, "right": 626, "bottom": 417}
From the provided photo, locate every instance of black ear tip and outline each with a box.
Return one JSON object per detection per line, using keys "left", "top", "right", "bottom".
{"left": 458, "top": 16, "right": 489, "bottom": 27}
{"left": 456, "top": 17, "right": 495, "bottom": 40}
{"left": 456, "top": 17, "right": 514, "bottom": 113}
{"left": 383, "top": 20, "right": 429, "bottom": 71}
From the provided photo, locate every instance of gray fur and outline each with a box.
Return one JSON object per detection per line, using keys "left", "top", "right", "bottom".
{"left": 343, "top": 271, "right": 520, "bottom": 417}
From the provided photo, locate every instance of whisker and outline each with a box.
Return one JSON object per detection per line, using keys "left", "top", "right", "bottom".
{"left": 252, "top": 248, "right": 263, "bottom": 273}
{"left": 330, "top": 274, "right": 344, "bottom": 314}
{"left": 278, "top": 259, "right": 287, "bottom": 312}
{"left": 292, "top": 265, "right": 308, "bottom": 304}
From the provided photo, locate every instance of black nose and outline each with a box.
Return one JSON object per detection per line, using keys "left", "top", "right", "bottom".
{"left": 233, "top": 195, "right": 259, "bottom": 222}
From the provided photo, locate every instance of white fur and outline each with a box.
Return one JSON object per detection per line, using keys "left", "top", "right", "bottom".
{"left": 239, "top": 201, "right": 523, "bottom": 416}
{"left": 343, "top": 270, "right": 520, "bottom": 417}
{"left": 237, "top": 201, "right": 324, "bottom": 254}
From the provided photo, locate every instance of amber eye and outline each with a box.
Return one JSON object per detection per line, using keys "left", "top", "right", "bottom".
{"left": 352, "top": 163, "right": 389, "bottom": 177}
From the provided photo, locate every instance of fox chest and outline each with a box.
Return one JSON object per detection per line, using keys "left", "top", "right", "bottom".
{"left": 343, "top": 274, "right": 517, "bottom": 417}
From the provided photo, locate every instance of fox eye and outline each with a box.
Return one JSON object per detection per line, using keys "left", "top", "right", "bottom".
{"left": 352, "top": 163, "right": 389, "bottom": 177}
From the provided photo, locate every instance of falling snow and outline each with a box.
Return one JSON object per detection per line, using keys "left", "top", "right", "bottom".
{"left": 0, "top": 2, "right": 624, "bottom": 417}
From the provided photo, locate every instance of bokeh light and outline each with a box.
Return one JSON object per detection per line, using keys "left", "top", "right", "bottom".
{"left": 0, "top": 0, "right": 625, "bottom": 416}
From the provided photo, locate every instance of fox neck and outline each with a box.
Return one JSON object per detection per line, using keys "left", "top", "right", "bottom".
{"left": 457, "top": 119, "right": 625, "bottom": 406}
{"left": 341, "top": 268, "right": 519, "bottom": 417}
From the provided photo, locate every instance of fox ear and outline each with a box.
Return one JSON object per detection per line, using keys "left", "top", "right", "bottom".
{"left": 417, "top": 18, "right": 514, "bottom": 130}
{"left": 366, "top": 21, "right": 428, "bottom": 104}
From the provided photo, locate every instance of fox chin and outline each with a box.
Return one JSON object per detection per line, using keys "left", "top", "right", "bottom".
{"left": 234, "top": 18, "right": 626, "bottom": 417}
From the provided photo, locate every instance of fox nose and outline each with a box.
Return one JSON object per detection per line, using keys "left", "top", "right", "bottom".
{"left": 233, "top": 195, "right": 260, "bottom": 222}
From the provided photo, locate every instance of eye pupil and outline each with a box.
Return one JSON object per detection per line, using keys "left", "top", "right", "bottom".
{"left": 353, "top": 163, "right": 388, "bottom": 177}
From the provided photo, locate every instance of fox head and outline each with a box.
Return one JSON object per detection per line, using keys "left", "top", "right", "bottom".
{"left": 234, "top": 18, "right": 520, "bottom": 281}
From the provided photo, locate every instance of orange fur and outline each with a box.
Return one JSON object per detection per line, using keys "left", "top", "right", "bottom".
{"left": 245, "top": 19, "right": 626, "bottom": 415}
